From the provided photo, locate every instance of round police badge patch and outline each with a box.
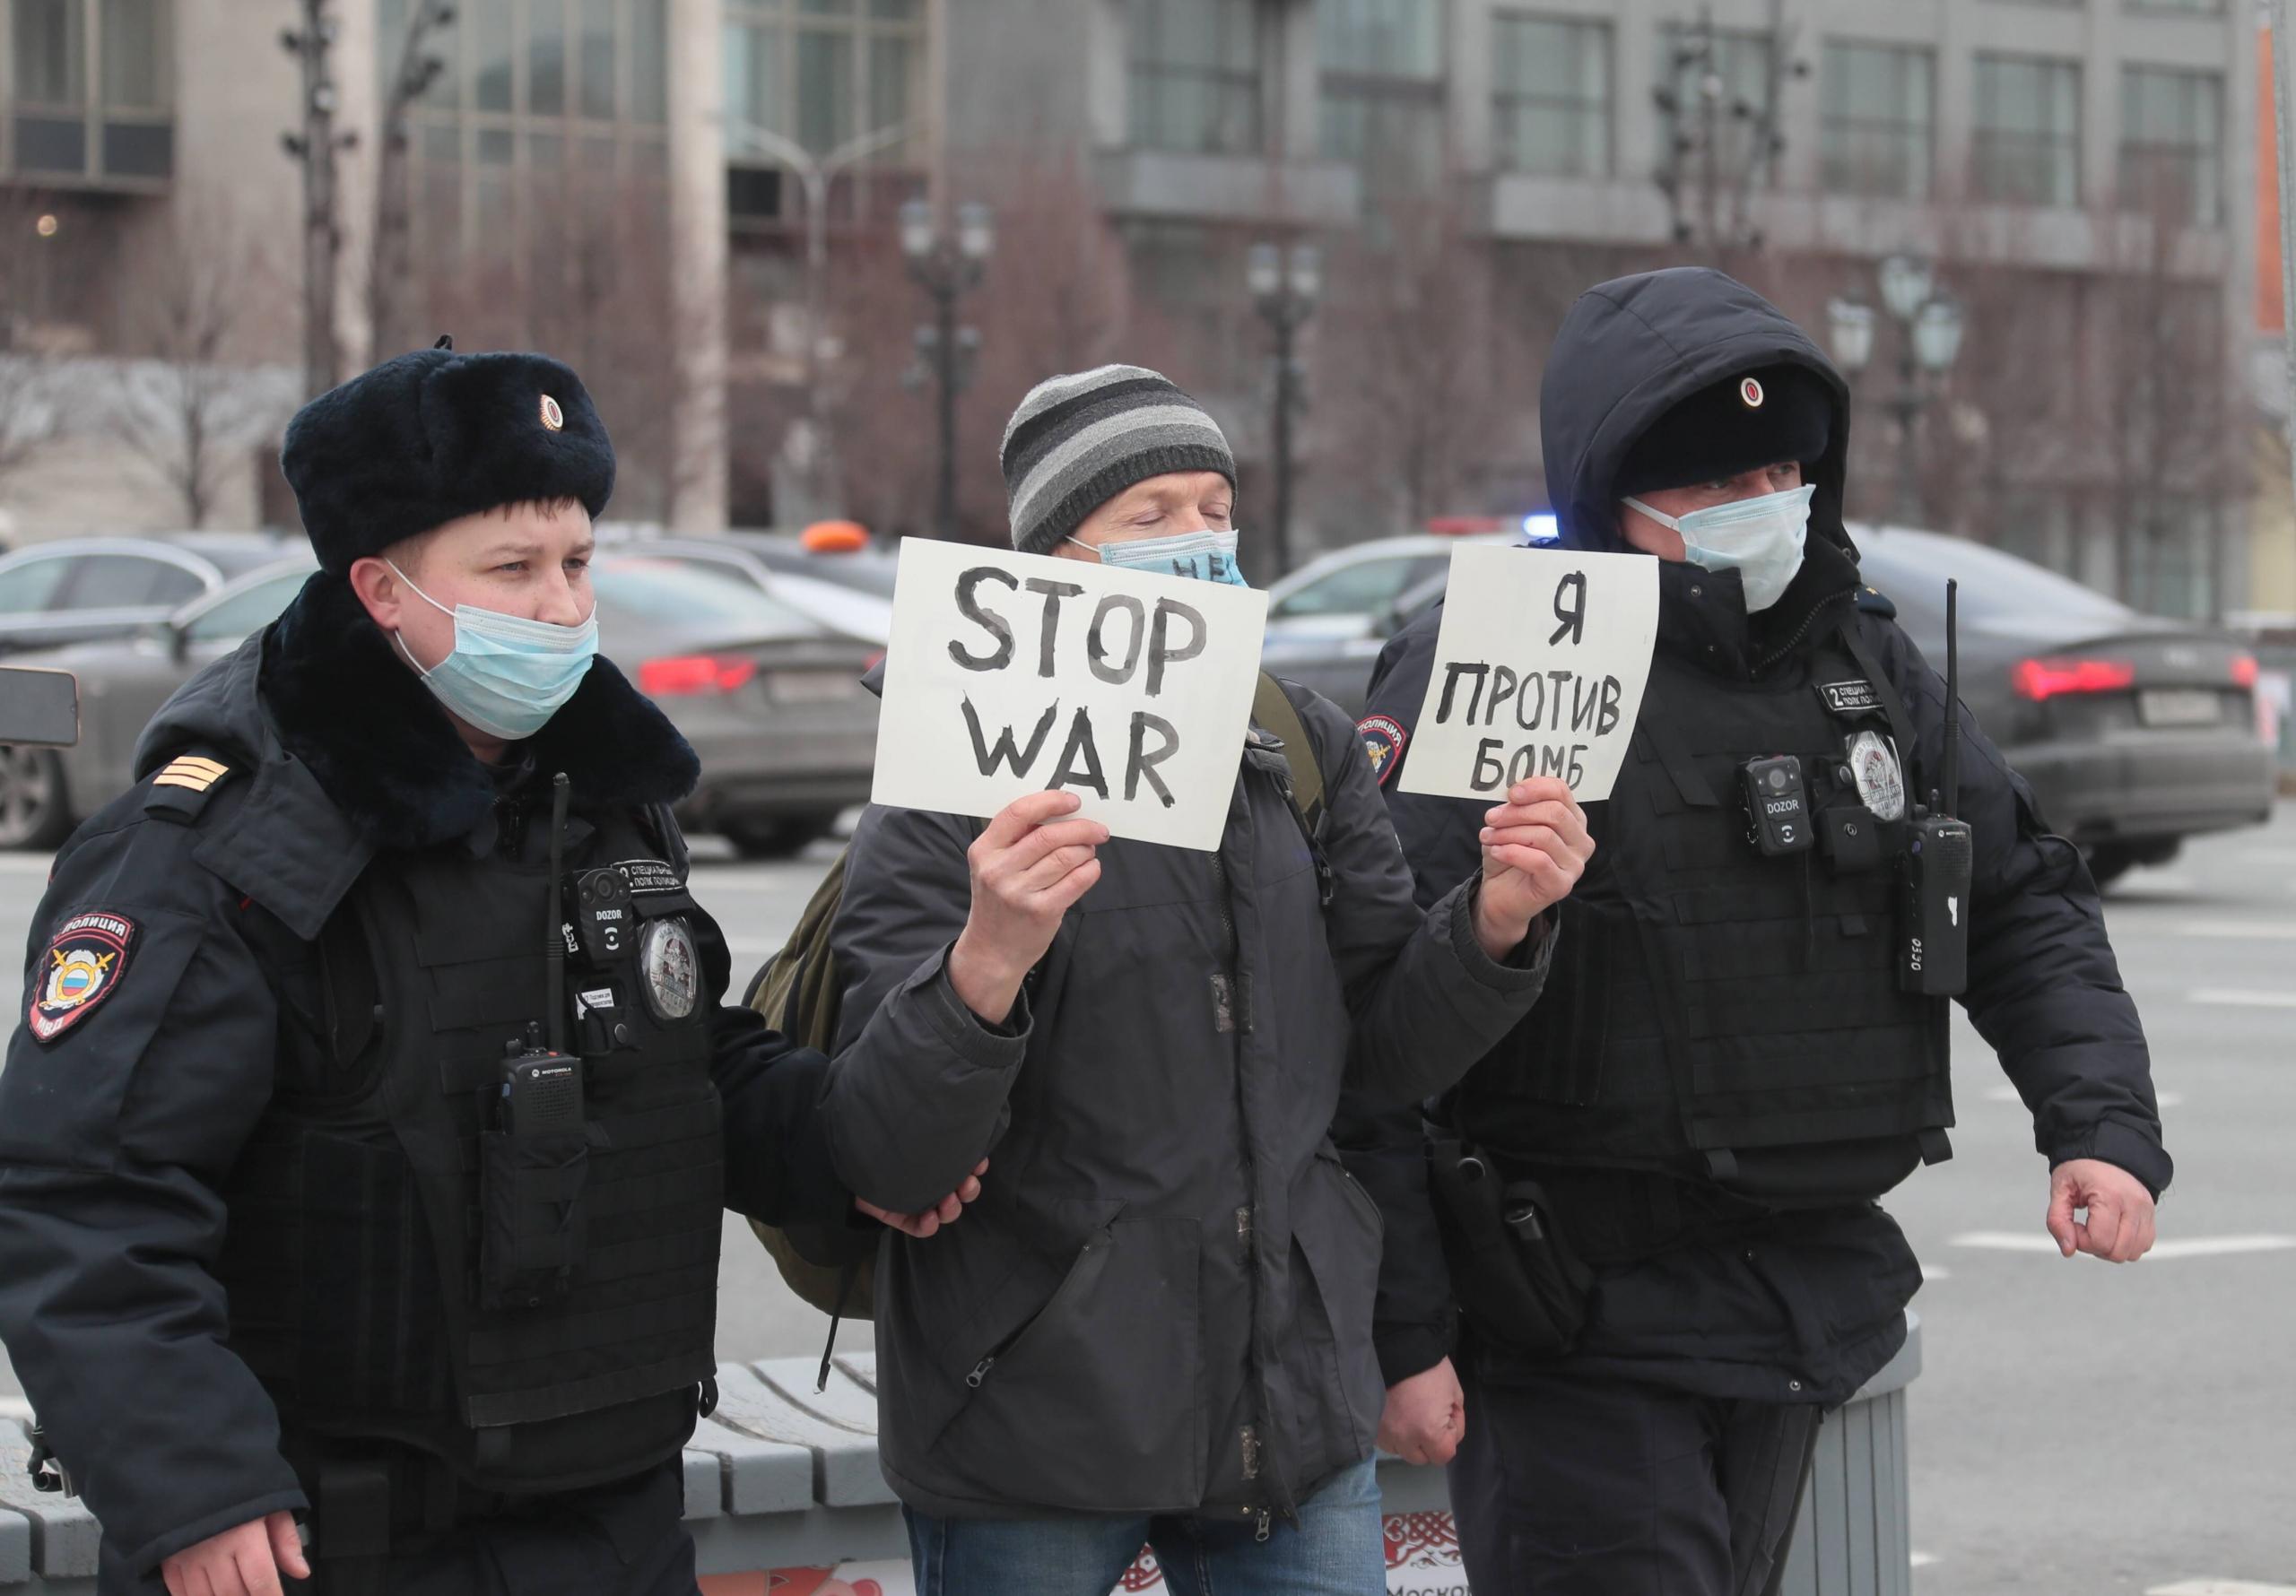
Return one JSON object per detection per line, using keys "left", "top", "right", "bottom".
{"left": 638, "top": 916, "right": 700, "bottom": 1022}
{"left": 29, "top": 911, "right": 136, "bottom": 1043}
{"left": 1844, "top": 730, "right": 1906, "bottom": 821}
{"left": 1358, "top": 714, "right": 1408, "bottom": 788}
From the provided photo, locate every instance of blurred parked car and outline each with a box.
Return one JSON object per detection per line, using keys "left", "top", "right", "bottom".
{"left": 1851, "top": 525, "right": 2274, "bottom": 884}
{"left": 0, "top": 551, "right": 879, "bottom": 856}
{"left": 1261, "top": 531, "right": 1518, "bottom": 712}
{"left": 0, "top": 533, "right": 299, "bottom": 655}
{"left": 592, "top": 529, "right": 892, "bottom": 643}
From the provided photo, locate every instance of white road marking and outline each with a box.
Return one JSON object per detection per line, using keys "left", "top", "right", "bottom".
{"left": 1910, "top": 1552, "right": 1940, "bottom": 1569}
{"left": 2172, "top": 920, "right": 2296, "bottom": 941}
{"left": 2112, "top": 873, "right": 2198, "bottom": 895}
{"left": 1982, "top": 1085, "right": 2181, "bottom": 1107}
{"left": 2148, "top": 1582, "right": 2296, "bottom": 1595}
{"left": 1919, "top": 1263, "right": 1950, "bottom": 1281}
{"left": 1952, "top": 1232, "right": 2296, "bottom": 1259}
{"left": 2187, "top": 989, "right": 2296, "bottom": 1009}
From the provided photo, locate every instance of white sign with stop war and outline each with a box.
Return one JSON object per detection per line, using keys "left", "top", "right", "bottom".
{"left": 871, "top": 537, "right": 1268, "bottom": 851}
{"left": 1399, "top": 544, "right": 1660, "bottom": 803}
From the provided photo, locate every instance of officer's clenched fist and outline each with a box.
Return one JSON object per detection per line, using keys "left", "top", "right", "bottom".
{"left": 948, "top": 791, "right": 1109, "bottom": 1025}
{"left": 161, "top": 1511, "right": 308, "bottom": 1596}
{"left": 1474, "top": 777, "right": 1595, "bottom": 959}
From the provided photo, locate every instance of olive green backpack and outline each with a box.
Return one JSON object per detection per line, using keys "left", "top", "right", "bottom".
{"left": 744, "top": 673, "right": 1328, "bottom": 1337}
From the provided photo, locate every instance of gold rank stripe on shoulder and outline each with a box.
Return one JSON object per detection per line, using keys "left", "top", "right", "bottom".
{"left": 153, "top": 756, "right": 230, "bottom": 793}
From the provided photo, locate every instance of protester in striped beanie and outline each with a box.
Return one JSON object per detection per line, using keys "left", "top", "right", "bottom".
{"left": 999, "top": 364, "right": 1239, "bottom": 559}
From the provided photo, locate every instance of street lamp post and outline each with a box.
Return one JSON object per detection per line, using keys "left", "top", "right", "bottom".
{"left": 1248, "top": 241, "right": 1321, "bottom": 579}
{"left": 901, "top": 199, "right": 993, "bottom": 540}
{"left": 733, "top": 121, "right": 910, "bottom": 519}
{"left": 1829, "top": 253, "right": 1963, "bottom": 527}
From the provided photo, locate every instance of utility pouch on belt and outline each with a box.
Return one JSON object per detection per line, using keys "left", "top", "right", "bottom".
{"left": 479, "top": 1037, "right": 589, "bottom": 1310}
{"left": 1426, "top": 1130, "right": 1593, "bottom": 1359}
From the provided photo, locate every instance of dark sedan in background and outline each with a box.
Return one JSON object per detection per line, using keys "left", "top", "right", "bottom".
{"left": 1851, "top": 525, "right": 2274, "bottom": 883}
{"left": 1264, "top": 525, "right": 2274, "bottom": 887}
{"left": 0, "top": 553, "right": 880, "bottom": 855}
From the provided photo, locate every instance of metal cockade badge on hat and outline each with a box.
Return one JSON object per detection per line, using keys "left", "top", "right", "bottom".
{"left": 1739, "top": 376, "right": 1765, "bottom": 409}
{"left": 539, "top": 394, "right": 566, "bottom": 431}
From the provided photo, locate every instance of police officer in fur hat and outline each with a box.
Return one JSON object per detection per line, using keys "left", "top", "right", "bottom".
{"left": 1348, "top": 269, "right": 2170, "bottom": 1594}
{"left": 0, "top": 344, "right": 979, "bottom": 1596}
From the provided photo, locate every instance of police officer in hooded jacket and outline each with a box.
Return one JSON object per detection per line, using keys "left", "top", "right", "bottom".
{"left": 0, "top": 346, "right": 975, "bottom": 1596}
{"left": 1348, "top": 268, "right": 2170, "bottom": 1595}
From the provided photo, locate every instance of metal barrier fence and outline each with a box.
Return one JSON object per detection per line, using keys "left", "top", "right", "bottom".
{"left": 0, "top": 1314, "right": 1919, "bottom": 1594}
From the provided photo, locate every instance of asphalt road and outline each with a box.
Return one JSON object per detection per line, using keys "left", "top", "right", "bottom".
{"left": 1, "top": 811, "right": 2292, "bottom": 1593}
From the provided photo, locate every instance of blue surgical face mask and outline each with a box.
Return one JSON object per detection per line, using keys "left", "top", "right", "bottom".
{"left": 1067, "top": 528, "right": 1250, "bottom": 587}
{"left": 1622, "top": 483, "right": 1815, "bottom": 612}
{"left": 388, "top": 560, "right": 598, "bottom": 741}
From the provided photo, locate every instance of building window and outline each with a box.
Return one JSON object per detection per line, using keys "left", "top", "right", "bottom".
{"left": 4, "top": 0, "right": 171, "bottom": 185}
{"left": 1128, "top": 0, "right": 1260, "bottom": 157}
{"left": 1820, "top": 41, "right": 1932, "bottom": 199}
{"left": 1491, "top": 13, "right": 1608, "bottom": 178}
{"left": 1971, "top": 54, "right": 2080, "bottom": 207}
{"left": 384, "top": 0, "right": 671, "bottom": 299}
{"left": 724, "top": 0, "right": 923, "bottom": 225}
{"left": 2120, "top": 65, "right": 2222, "bottom": 227}
{"left": 1654, "top": 23, "right": 1777, "bottom": 188}
{"left": 1319, "top": 0, "right": 1446, "bottom": 190}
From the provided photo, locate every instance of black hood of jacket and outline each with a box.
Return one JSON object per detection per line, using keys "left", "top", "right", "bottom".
{"left": 1542, "top": 267, "right": 1854, "bottom": 559}
{"left": 133, "top": 570, "right": 700, "bottom": 859}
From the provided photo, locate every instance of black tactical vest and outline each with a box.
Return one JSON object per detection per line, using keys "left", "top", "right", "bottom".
{"left": 215, "top": 803, "right": 725, "bottom": 1493}
{"left": 1463, "top": 622, "right": 1954, "bottom": 1204}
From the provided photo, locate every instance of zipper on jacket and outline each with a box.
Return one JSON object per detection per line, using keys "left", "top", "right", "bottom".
{"left": 965, "top": 1355, "right": 995, "bottom": 1389}
{"left": 1752, "top": 588, "right": 1855, "bottom": 677}
{"left": 1255, "top": 1509, "right": 1271, "bottom": 1543}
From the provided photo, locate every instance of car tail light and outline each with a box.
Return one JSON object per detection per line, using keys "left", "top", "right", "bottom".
{"left": 2230, "top": 652, "right": 2259, "bottom": 689}
{"left": 639, "top": 655, "right": 757, "bottom": 696}
{"left": 2011, "top": 656, "right": 2136, "bottom": 701}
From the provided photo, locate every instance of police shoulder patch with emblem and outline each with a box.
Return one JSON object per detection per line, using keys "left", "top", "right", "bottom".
{"left": 1357, "top": 714, "right": 1408, "bottom": 788}
{"left": 638, "top": 916, "right": 700, "bottom": 1023}
{"left": 29, "top": 910, "right": 138, "bottom": 1043}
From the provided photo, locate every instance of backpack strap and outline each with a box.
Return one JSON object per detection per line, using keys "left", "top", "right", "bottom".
{"left": 1253, "top": 672, "right": 1326, "bottom": 835}
{"left": 1254, "top": 672, "right": 1333, "bottom": 907}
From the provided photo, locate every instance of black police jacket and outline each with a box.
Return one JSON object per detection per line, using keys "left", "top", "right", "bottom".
{"left": 0, "top": 573, "right": 851, "bottom": 1586}
{"left": 1337, "top": 267, "right": 2170, "bottom": 1403}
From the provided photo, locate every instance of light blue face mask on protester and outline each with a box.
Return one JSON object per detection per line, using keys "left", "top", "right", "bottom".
{"left": 388, "top": 560, "right": 599, "bottom": 740}
{"left": 1622, "top": 482, "right": 1816, "bottom": 612}
{"left": 1067, "top": 528, "right": 1250, "bottom": 587}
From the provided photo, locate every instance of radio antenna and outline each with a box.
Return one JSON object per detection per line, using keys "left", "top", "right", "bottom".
{"left": 545, "top": 773, "right": 570, "bottom": 1054}
{"left": 1941, "top": 580, "right": 1960, "bottom": 821}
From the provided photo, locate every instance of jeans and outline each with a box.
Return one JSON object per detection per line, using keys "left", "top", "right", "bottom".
{"left": 905, "top": 1458, "right": 1387, "bottom": 1596}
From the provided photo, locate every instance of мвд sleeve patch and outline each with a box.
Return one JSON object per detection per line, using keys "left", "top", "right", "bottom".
{"left": 28, "top": 910, "right": 138, "bottom": 1043}
{"left": 1357, "top": 714, "right": 1408, "bottom": 787}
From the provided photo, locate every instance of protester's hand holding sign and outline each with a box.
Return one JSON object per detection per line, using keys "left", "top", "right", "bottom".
{"left": 948, "top": 792, "right": 1109, "bottom": 1024}
{"left": 1472, "top": 776, "right": 1595, "bottom": 957}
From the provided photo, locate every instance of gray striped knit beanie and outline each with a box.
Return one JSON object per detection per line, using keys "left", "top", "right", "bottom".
{"left": 1000, "top": 365, "right": 1238, "bottom": 556}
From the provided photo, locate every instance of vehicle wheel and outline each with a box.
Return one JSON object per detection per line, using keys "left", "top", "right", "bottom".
{"left": 0, "top": 746, "right": 71, "bottom": 850}
{"left": 720, "top": 815, "right": 837, "bottom": 859}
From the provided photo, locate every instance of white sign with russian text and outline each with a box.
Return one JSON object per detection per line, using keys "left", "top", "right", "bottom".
{"left": 1398, "top": 544, "right": 1659, "bottom": 803}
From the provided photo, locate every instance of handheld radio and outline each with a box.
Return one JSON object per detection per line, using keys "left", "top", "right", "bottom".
{"left": 1900, "top": 581, "right": 1972, "bottom": 995}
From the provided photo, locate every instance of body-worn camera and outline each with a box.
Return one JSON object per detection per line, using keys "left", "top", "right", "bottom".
{"left": 1739, "top": 755, "right": 1813, "bottom": 856}
{"left": 565, "top": 866, "right": 638, "bottom": 964}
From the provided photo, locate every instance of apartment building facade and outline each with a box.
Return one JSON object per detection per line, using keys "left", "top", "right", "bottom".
{"left": 0, "top": 0, "right": 2260, "bottom": 614}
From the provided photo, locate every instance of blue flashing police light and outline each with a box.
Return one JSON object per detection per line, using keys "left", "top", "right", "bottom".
{"left": 1521, "top": 513, "right": 1560, "bottom": 544}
